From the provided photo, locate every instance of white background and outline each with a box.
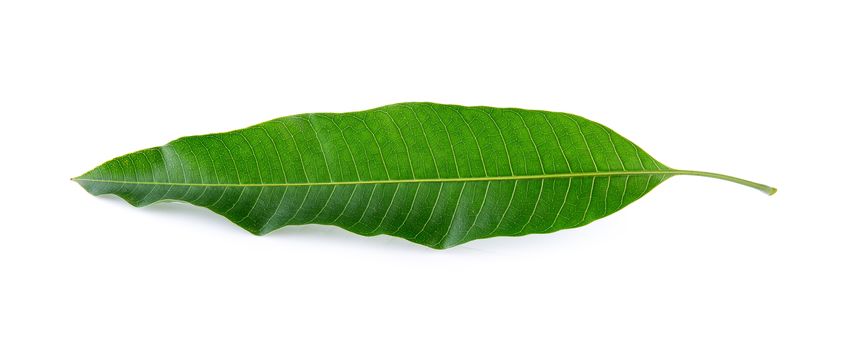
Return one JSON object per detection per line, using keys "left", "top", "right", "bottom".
{"left": 1, "top": 1, "right": 845, "bottom": 349}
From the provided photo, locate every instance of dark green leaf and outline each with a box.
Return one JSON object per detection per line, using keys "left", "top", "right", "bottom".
{"left": 74, "top": 102, "right": 775, "bottom": 248}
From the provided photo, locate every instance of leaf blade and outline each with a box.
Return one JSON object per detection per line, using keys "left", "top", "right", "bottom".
{"left": 74, "top": 102, "right": 774, "bottom": 248}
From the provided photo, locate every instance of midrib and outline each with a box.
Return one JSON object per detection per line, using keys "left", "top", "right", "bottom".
{"left": 72, "top": 169, "right": 777, "bottom": 195}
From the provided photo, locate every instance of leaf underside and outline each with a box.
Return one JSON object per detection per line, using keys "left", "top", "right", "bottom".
{"left": 74, "top": 102, "right": 771, "bottom": 249}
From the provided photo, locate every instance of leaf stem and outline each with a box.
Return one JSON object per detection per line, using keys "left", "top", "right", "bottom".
{"left": 672, "top": 170, "right": 777, "bottom": 195}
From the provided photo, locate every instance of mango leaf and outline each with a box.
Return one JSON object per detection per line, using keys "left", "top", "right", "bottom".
{"left": 74, "top": 102, "right": 775, "bottom": 249}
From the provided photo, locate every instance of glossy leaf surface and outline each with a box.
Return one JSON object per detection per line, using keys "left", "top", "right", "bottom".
{"left": 74, "top": 102, "right": 775, "bottom": 248}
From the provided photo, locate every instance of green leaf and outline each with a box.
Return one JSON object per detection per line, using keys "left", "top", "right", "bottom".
{"left": 74, "top": 102, "right": 775, "bottom": 249}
